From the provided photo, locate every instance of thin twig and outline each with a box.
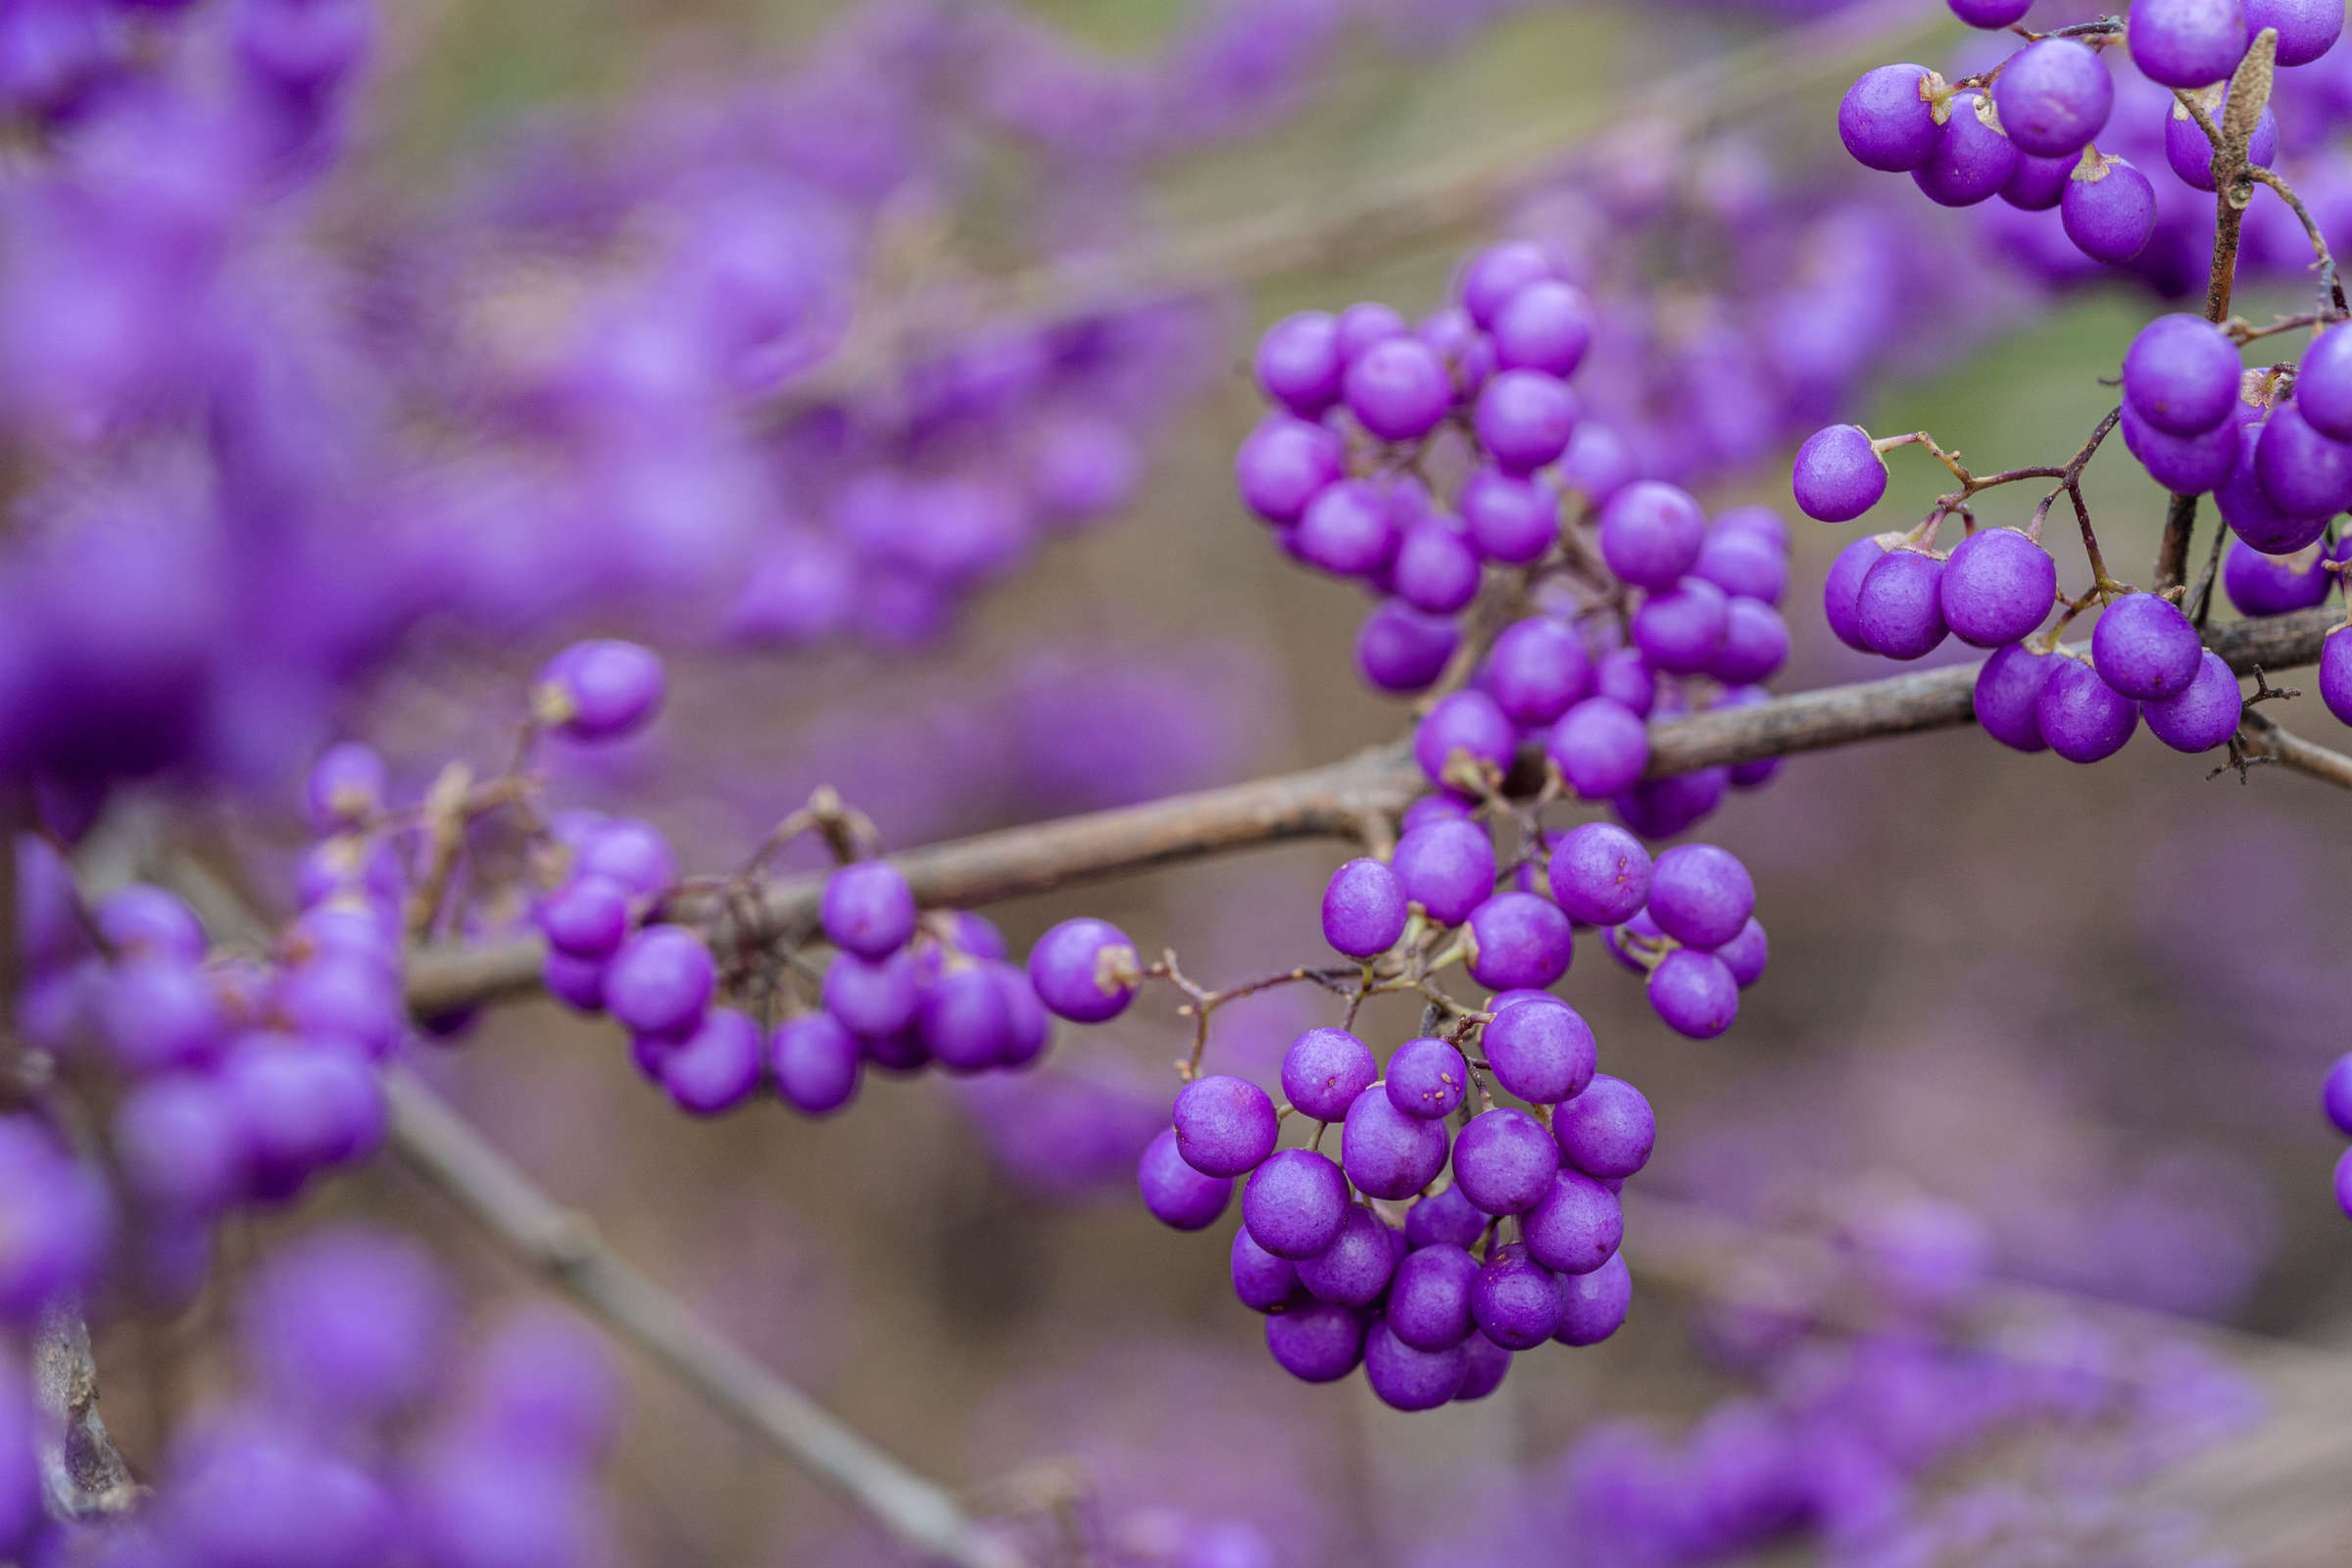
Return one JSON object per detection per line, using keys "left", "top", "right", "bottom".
{"left": 402, "top": 609, "right": 2347, "bottom": 1019}
{"left": 383, "top": 1069, "right": 1025, "bottom": 1568}
{"left": 2235, "top": 708, "right": 2352, "bottom": 791}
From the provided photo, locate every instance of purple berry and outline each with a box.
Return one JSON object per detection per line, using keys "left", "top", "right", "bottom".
{"left": 2133, "top": 0, "right": 2252, "bottom": 84}
{"left": 1547, "top": 821, "right": 1651, "bottom": 926}
{"left": 1254, "top": 311, "right": 1343, "bottom": 415}
{"left": 1522, "top": 1169, "right": 1625, "bottom": 1276}
{"left": 2223, "top": 540, "right": 2334, "bottom": 615}
{"left": 1791, "top": 424, "right": 1887, "bottom": 521}
{"left": 1452, "top": 1106, "right": 1560, "bottom": 1215}
{"left": 1236, "top": 415, "right": 1346, "bottom": 524}
{"left": 2166, "top": 94, "right": 2277, "bottom": 190}
{"left": 1322, "top": 857, "right": 1408, "bottom": 959}
{"left": 1344, "top": 336, "right": 1452, "bottom": 442}
{"left": 1172, "top": 1074, "right": 1280, "bottom": 1178}
{"left": 1138, "top": 1128, "right": 1232, "bottom": 1231}
{"left": 2142, "top": 650, "right": 2244, "bottom": 752}
{"left": 1414, "top": 690, "right": 1516, "bottom": 791}
{"left": 1824, "top": 536, "right": 1890, "bottom": 651}
{"left": 2124, "top": 402, "right": 2242, "bottom": 495}
{"left": 1356, "top": 601, "right": 1461, "bottom": 693}
{"left": 1265, "top": 1301, "right": 1367, "bottom": 1384}
{"left": 2326, "top": 629, "right": 2352, "bottom": 721}
{"left": 1646, "top": 843, "right": 1755, "bottom": 950}
{"left": 2036, "top": 656, "right": 2139, "bottom": 762}
{"left": 660, "top": 1007, "right": 763, "bottom": 1115}
{"left": 1026, "top": 917, "right": 1139, "bottom": 1024}
{"left": 1995, "top": 40, "right": 2113, "bottom": 157}
{"left": 1386, "top": 1036, "right": 1471, "bottom": 1120}
{"left": 821, "top": 949, "right": 919, "bottom": 1037}
{"left": 1597, "top": 481, "right": 1707, "bottom": 589}
{"left": 1553, "top": 1073, "right": 1657, "bottom": 1179}
{"left": 1482, "top": 998, "right": 1596, "bottom": 1106}
{"left": 1342, "top": 1088, "right": 1450, "bottom": 1200}
{"left": 770, "top": 1014, "right": 861, "bottom": 1116}
{"left": 1633, "top": 578, "right": 1729, "bottom": 675}
{"left": 1404, "top": 1185, "right": 1489, "bottom": 1250}
{"left": 1296, "top": 1205, "right": 1397, "bottom": 1306}
{"left": 1231, "top": 1227, "right": 1302, "bottom": 1313}
{"left": 1913, "top": 92, "right": 2020, "bottom": 206}
{"left": 1244, "top": 1149, "right": 1351, "bottom": 1258}
{"left": 1490, "top": 279, "right": 1592, "bottom": 377}
{"left": 1548, "top": 697, "right": 1649, "bottom": 800}
{"left": 1838, "top": 64, "right": 1943, "bottom": 172}
{"left": 1716, "top": 917, "right": 1769, "bottom": 988}
{"left": 1459, "top": 241, "right": 1556, "bottom": 326}
{"left": 2298, "top": 327, "right": 2352, "bottom": 442}
{"left": 2001, "top": 150, "right": 2076, "bottom": 211}
{"left": 1393, "top": 519, "right": 1484, "bottom": 614}
{"left": 1388, "top": 1243, "right": 1480, "bottom": 1350}
{"left": 820, "top": 861, "right": 915, "bottom": 961}
{"left": 1951, "top": 0, "right": 2033, "bottom": 24}
{"left": 1553, "top": 1252, "right": 1633, "bottom": 1346}
{"left": 2090, "top": 591, "right": 2203, "bottom": 699}
{"left": 1475, "top": 368, "right": 1578, "bottom": 472}
{"left": 2324, "top": 1052, "right": 2352, "bottom": 1136}
{"left": 2061, "top": 154, "right": 2156, "bottom": 266}
{"left": 2256, "top": 400, "right": 2352, "bottom": 518}
{"left": 1460, "top": 467, "right": 1558, "bottom": 564}
{"left": 1392, "top": 818, "right": 1497, "bottom": 926}
{"left": 537, "top": 639, "right": 665, "bottom": 742}
{"left": 1484, "top": 615, "right": 1593, "bottom": 726}
{"left": 1282, "top": 1027, "right": 1378, "bottom": 1122}
{"left": 1465, "top": 892, "right": 1574, "bottom": 990}
{"left": 604, "top": 926, "right": 714, "bottom": 1039}
{"left": 1939, "top": 528, "right": 2056, "bottom": 648}
{"left": 2246, "top": 0, "right": 2342, "bottom": 64}
{"left": 1296, "top": 480, "right": 1399, "bottom": 578}
{"left": 1646, "top": 949, "right": 1740, "bottom": 1039}
{"left": 1471, "top": 1243, "right": 1563, "bottom": 1349}
{"left": 1364, "top": 1319, "right": 1466, "bottom": 1410}
{"left": 1692, "top": 524, "right": 1788, "bottom": 605}
{"left": 1711, "top": 598, "right": 1790, "bottom": 685}
{"left": 1855, "top": 548, "right": 1950, "bottom": 661}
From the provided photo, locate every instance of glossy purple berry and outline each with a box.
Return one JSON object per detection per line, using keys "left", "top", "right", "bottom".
{"left": 537, "top": 640, "right": 665, "bottom": 742}
{"left": 2165, "top": 95, "right": 2276, "bottom": 190}
{"left": 1553, "top": 1073, "right": 1657, "bottom": 1179}
{"left": 2296, "top": 327, "right": 2352, "bottom": 442}
{"left": 1282, "top": 1028, "right": 1378, "bottom": 1122}
{"left": 1481, "top": 997, "right": 1596, "bottom": 1106}
{"left": 1547, "top": 821, "right": 1651, "bottom": 926}
{"left": 1465, "top": 892, "right": 1574, "bottom": 990}
{"left": 2246, "top": 0, "right": 2342, "bottom": 64}
{"left": 1026, "top": 918, "right": 1139, "bottom": 1024}
{"left": 1646, "top": 843, "right": 1755, "bottom": 950}
{"left": 2255, "top": 400, "right": 2352, "bottom": 518}
{"left": 2062, "top": 154, "right": 2156, "bottom": 265}
{"left": 2132, "top": 0, "right": 2251, "bottom": 84}
{"left": 1231, "top": 1227, "right": 1302, "bottom": 1313}
{"left": 1980, "top": 642, "right": 2060, "bottom": 752}
{"left": 1472, "top": 1244, "right": 1563, "bottom": 1349}
{"left": 1633, "top": 578, "right": 1729, "bottom": 675}
{"left": 2036, "top": 656, "right": 2139, "bottom": 761}
{"left": 1856, "top": 548, "right": 1950, "bottom": 661}
{"left": 1452, "top": 1107, "right": 1560, "bottom": 1215}
{"left": 1138, "top": 1128, "right": 1232, "bottom": 1231}
{"left": 1995, "top": 40, "right": 2113, "bottom": 157}
{"left": 1838, "top": 64, "right": 1943, "bottom": 172}
{"left": 2090, "top": 592, "right": 2203, "bottom": 700}
{"left": 1475, "top": 368, "right": 1577, "bottom": 472}
{"left": 1236, "top": 415, "right": 1346, "bottom": 524}
{"left": 1265, "top": 1301, "right": 1367, "bottom": 1384}
{"left": 770, "top": 1014, "right": 861, "bottom": 1116}
{"left": 1392, "top": 818, "right": 1497, "bottom": 926}
{"left": 1414, "top": 689, "right": 1515, "bottom": 791}
{"left": 1824, "top": 536, "right": 1890, "bottom": 651}
{"left": 1344, "top": 336, "right": 1452, "bottom": 442}
{"left": 1951, "top": 0, "right": 2032, "bottom": 24}
{"left": 1554, "top": 1252, "right": 1633, "bottom": 1346}
{"left": 1597, "top": 481, "right": 1707, "bottom": 590}
{"left": 1404, "top": 1185, "right": 1489, "bottom": 1250}
{"left": 820, "top": 861, "right": 915, "bottom": 961}
{"left": 1392, "top": 519, "right": 1483, "bottom": 614}
{"left": 1357, "top": 601, "right": 1460, "bottom": 693}
{"left": 1716, "top": 917, "right": 1769, "bottom": 988}
{"left": 1548, "top": 697, "right": 1649, "bottom": 800}
{"left": 1711, "top": 598, "right": 1789, "bottom": 685}
{"left": 1484, "top": 615, "right": 1593, "bottom": 727}
{"left": 2124, "top": 402, "right": 2242, "bottom": 494}
{"left": 2223, "top": 540, "right": 2334, "bottom": 615}
{"left": 2324, "top": 1053, "right": 2352, "bottom": 1136}
{"left": 1244, "top": 1149, "right": 1351, "bottom": 1258}
{"left": 1172, "top": 1075, "right": 1280, "bottom": 1178}
{"left": 1913, "top": 92, "right": 2020, "bottom": 206}
{"left": 604, "top": 926, "right": 714, "bottom": 1039}
{"left": 2143, "top": 650, "right": 2244, "bottom": 752}
{"left": 1459, "top": 241, "right": 1556, "bottom": 326}
{"left": 1646, "top": 949, "right": 1740, "bottom": 1039}
{"left": 1386, "top": 1037, "right": 1470, "bottom": 1120}
{"left": 1522, "top": 1169, "right": 1625, "bottom": 1277}
{"left": 1490, "top": 279, "right": 1592, "bottom": 376}
{"left": 1342, "top": 1088, "right": 1450, "bottom": 1201}
{"left": 1939, "top": 528, "right": 2056, "bottom": 647}
{"left": 1388, "top": 1243, "right": 1480, "bottom": 1351}
{"left": 1296, "top": 1205, "right": 1397, "bottom": 1306}
{"left": 1321, "top": 858, "right": 1408, "bottom": 959}
{"left": 1460, "top": 467, "right": 1557, "bottom": 564}
{"left": 1791, "top": 424, "right": 1887, "bottom": 521}
{"left": 660, "top": 1007, "right": 763, "bottom": 1115}
{"left": 1254, "top": 311, "right": 1343, "bottom": 415}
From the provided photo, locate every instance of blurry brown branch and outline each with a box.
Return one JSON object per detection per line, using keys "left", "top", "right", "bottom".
{"left": 155, "top": 858, "right": 1025, "bottom": 1568}
{"left": 2235, "top": 708, "right": 2352, "bottom": 791}
{"left": 403, "top": 606, "right": 2345, "bottom": 1019}
{"left": 384, "top": 1070, "right": 1027, "bottom": 1568}
{"left": 769, "top": 0, "right": 1954, "bottom": 416}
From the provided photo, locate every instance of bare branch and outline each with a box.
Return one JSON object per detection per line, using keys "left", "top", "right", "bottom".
{"left": 384, "top": 1068, "right": 1025, "bottom": 1568}
{"left": 403, "top": 608, "right": 2345, "bottom": 1020}
{"left": 2236, "top": 708, "right": 2352, "bottom": 791}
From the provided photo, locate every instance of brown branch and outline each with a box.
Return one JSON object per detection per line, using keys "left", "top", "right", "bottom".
{"left": 384, "top": 1068, "right": 1026, "bottom": 1568}
{"left": 403, "top": 607, "right": 2346, "bottom": 1019}
{"left": 2235, "top": 708, "right": 2352, "bottom": 791}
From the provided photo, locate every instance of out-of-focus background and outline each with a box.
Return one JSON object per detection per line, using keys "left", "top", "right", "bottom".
{"left": 29, "top": 0, "right": 2352, "bottom": 1561}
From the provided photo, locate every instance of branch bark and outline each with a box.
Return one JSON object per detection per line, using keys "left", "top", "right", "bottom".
{"left": 2236, "top": 707, "right": 2352, "bottom": 790}
{"left": 384, "top": 1068, "right": 1025, "bottom": 1568}
{"left": 404, "top": 606, "right": 2345, "bottom": 1019}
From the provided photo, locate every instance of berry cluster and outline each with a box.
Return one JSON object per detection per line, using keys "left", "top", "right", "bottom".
{"left": 1237, "top": 243, "right": 1796, "bottom": 849}
{"left": 1838, "top": 0, "right": 2341, "bottom": 270}
{"left": 1042, "top": 824, "right": 1764, "bottom": 1407}
{"left": 0, "top": 1226, "right": 618, "bottom": 1567}
{"left": 2325, "top": 1054, "right": 2352, "bottom": 1214}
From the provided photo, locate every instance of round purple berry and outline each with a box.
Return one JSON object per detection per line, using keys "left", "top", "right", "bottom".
{"left": 1481, "top": 997, "right": 1596, "bottom": 1106}
{"left": 1026, "top": 917, "right": 1140, "bottom": 1024}
{"left": 1138, "top": 1128, "right": 1232, "bottom": 1231}
{"left": 1172, "top": 1075, "right": 1280, "bottom": 1178}
{"left": 1282, "top": 1028, "right": 1379, "bottom": 1122}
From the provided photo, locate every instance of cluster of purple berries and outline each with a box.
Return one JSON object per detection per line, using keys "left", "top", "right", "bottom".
{"left": 1238, "top": 243, "right": 1797, "bottom": 845}
{"left": 0, "top": 1226, "right": 619, "bottom": 1568}
{"left": 1838, "top": 0, "right": 2341, "bottom": 270}
{"left": 1138, "top": 992, "right": 1651, "bottom": 1412}
{"left": 2324, "top": 1054, "right": 2352, "bottom": 1215}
